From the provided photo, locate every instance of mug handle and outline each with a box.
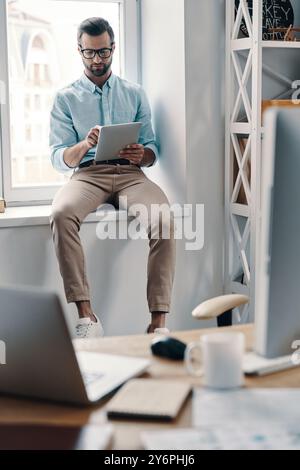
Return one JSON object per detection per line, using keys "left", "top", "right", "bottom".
{"left": 184, "top": 342, "right": 203, "bottom": 377}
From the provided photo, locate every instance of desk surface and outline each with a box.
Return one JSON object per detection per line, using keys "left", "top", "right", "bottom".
{"left": 1, "top": 324, "right": 300, "bottom": 450}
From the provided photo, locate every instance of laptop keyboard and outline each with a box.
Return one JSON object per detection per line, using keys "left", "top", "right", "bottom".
{"left": 82, "top": 372, "right": 105, "bottom": 386}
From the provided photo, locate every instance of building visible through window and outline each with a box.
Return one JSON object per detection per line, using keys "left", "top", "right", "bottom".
{"left": 7, "top": 0, "right": 120, "bottom": 188}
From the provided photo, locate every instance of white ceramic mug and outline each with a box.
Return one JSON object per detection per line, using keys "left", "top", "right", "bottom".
{"left": 185, "top": 332, "right": 245, "bottom": 389}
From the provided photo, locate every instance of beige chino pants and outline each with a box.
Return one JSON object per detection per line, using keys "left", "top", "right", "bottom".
{"left": 50, "top": 163, "right": 176, "bottom": 313}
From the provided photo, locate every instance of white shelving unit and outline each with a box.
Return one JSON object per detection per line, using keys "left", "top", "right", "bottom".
{"left": 225, "top": 0, "right": 300, "bottom": 323}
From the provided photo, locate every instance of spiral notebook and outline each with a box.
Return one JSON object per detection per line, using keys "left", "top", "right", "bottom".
{"left": 106, "top": 379, "right": 191, "bottom": 421}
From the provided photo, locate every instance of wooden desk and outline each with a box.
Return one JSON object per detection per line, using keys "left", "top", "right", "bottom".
{"left": 0, "top": 325, "right": 299, "bottom": 450}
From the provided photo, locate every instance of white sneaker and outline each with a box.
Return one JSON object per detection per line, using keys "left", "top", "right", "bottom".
{"left": 75, "top": 315, "right": 104, "bottom": 339}
{"left": 146, "top": 325, "right": 170, "bottom": 335}
{"left": 154, "top": 328, "right": 170, "bottom": 335}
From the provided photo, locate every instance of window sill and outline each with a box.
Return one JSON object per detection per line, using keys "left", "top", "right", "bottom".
{"left": 0, "top": 206, "right": 129, "bottom": 229}
{"left": 0, "top": 205, "right": 190, "bottom": 229}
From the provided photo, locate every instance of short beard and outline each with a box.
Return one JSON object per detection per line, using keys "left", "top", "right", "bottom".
{"left": 85, "top": 59, "right": 112, "bottom": 77}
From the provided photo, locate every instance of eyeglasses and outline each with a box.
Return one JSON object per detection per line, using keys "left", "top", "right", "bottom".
{"left": 79, "top": 46, "right": 114, "bottom": 60}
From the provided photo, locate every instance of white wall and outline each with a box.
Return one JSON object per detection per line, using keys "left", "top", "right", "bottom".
{"left": 141, "top": 0, "right": 186, "bottom": 205}
{"left": 141, "top": 0, "right": 225, "bottom": 322}
{"left": 0, "top": 219, "right": 208, "bottom": 336}
{"left": 0, "top": 0, "right": 226, "bottom": 336}
{"left": 184, "top": 0, "right": 225, "bottom": 310}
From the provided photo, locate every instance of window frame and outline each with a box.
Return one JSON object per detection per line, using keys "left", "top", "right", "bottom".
{"left": 0, "top": 0, "right": 140, "bottom": 206}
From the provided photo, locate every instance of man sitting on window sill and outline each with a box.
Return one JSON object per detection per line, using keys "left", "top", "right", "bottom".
{"left": 49, "top": 17, "right": 176, "bottom": 339}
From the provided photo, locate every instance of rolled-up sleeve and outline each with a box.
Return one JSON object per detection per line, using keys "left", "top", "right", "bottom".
{"left": 49, "top": 93, "right": 78, "bottom": 173}
{"left": 136, "top": 87, "right": 159, "bottom": 166}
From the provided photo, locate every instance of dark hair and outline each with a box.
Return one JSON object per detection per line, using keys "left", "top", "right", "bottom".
{"left": 77, "top": 17, "right": 115, "bottom": 45}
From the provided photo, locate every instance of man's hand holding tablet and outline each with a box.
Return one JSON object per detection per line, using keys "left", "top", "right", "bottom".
{"left": 118, "top": 143, "right": 145, "bottom": 166}
{"left": 85, "top": 125, "right": 102, "bottom": 149}
{"left": 87, "top": 124, "right": 145, "bottom": 165}
{"left": 93, "top": 122, "right": 142, "bottom": 164}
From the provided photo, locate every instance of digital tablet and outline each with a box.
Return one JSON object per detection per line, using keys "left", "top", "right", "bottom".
{"left": 95, "top": 122, "right": 142, "bottom": 162}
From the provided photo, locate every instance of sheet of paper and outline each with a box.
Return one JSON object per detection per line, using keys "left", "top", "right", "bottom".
{"left": 77, "top": 424, "right": 114, "bottom": 450}
{"left": 192, "top": 388, "right": 300, "bottom": 428}
{"left": 141, "top": 425, "right": 300, "bottom": 450}
{"left": 142, "top": 389, "right": 300, "bottom": 450}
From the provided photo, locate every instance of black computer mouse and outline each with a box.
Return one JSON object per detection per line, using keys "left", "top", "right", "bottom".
{"left": 151, "top": 336, "right": 187, "bottom": 361}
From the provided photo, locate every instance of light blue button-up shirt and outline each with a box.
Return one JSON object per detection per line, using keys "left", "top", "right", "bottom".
{"left": 49, "top": 73, "right": 159, "bottom": 173}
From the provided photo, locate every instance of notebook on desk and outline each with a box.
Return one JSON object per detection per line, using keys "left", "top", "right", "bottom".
{"left": 106, "top": 379, "right": 191, "bottom": 421}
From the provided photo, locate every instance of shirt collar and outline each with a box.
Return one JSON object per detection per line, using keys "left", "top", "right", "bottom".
{"left": 80, "top": 72, "right": 115, "bottom": 94}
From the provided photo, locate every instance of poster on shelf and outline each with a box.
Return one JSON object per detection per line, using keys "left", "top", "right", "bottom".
{"left": 235, "top": 0, "right": 294, "bottom": 40}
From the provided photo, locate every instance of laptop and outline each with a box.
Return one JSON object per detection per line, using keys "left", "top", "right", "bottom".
{"left": 0, "top": 285, "right": 150, "bottom": 405}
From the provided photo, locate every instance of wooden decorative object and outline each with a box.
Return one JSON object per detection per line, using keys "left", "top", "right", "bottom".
{"left": 262, "top": 100, "right": 300, "bottom": 124}
{"left": 269, "top": 26, "right": 300, "bottom": 42}
{"left": 0, "top": 199, "right": 5, "bottom": 214}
